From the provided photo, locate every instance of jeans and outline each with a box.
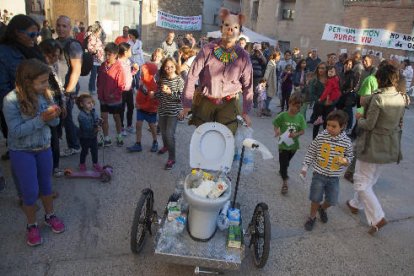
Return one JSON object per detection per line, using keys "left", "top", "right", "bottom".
{"left": 309, "top": 172, "right": 340, "bottom": 206}
{"left": 264, "top": 96, "right": 272, "bottom": 111}
{"left": 80, "top": 137, "right": 98, "bottom": 164}
{"left": 281, "top": 89, "right": 291, "bottom": 111}
{"left": 300, "top": 102, "right": 309, "bottom": 121}
{"left": 50, "top": 126, "right": 61, "bottom": 169}
{"left": 121, "top": 90, "right": 134, "bottom": 128}
{"left": 279, "top": 149, "right": 296, "bottom": 180}
{"left": 63, "top": 97, "right": 80, "bottom": 150}
{"left": 344, "top": 105, "right": 354, "bottom": 130}
{"left": 88, "top": 65, "right": 99, "bottom": 93}
{"left": 10, "top": 148, "right": 53, "bottom": 206}
{"left": 350, "top": 160, "right": 385, "bottom": 225}
{"left": 158, "top": 115, "right": 178, "bottom": 161}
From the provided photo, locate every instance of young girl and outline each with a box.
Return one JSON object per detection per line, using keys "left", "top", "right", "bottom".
{"left": 280, "top": 64, "right": 293, "bottom": 112}
{"left": 76, "top": 94, "right": 102, "bottom": 172}
{"left": 272, "top": 93, "right": 306, "bottom": 195}
{"left": 39, "top": 39, "right": 66, "bottom": 177}
{"left": 3, "top": 59, "right": 65, "bottom": 246}
{"left": 308, "top": 62, "right": 328, "bottom": 139}
{"left": 313, "top": 66, "right": 341, "bottom": 135}
{"left": 156, "top": 57, "right": 185, "bottom": 170}
{"left": 118, "top": 42, "right": 139, "bottom": 135}
{"left": 255, "top": 79, "right": 267, "bottom": 116}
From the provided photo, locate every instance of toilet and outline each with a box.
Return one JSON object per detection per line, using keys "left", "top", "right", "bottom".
{"left": 183, "top": 122, "right": 235, "bottom": 241}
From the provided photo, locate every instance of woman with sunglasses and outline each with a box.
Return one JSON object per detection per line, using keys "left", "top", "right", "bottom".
{"left": 0, "top": 14, "right": 44, "bottom": 197}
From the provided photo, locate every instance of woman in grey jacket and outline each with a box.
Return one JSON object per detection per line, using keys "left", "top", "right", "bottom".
{"left": 346, "top": 62, "right": 406, "bottom": 235}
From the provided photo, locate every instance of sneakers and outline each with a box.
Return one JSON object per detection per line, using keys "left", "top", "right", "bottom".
{"left": 127, "top": 142, "right": 142, "bottom": 152}
{"left": 126, "top": 126, "right": 136, "bottom": 134}
{"left": 79, "top": 163, "right": 87, "bottom": 172}
{"left": 158, "top": 146, "right": 168, "bottom": 154}
{"left": 53, "top": 168, "right": 64, "bottom": 178}
{"left": 0, "top": 176, "right": 5, "bottom": 192}
{"left": 318, "top": 206, "right": 328, "bottom": 223}
{"left": 45, "top": 215, "right": 65, "bottom": 234}
{"left": 117, "top": 136, "right": 124, "bottom": 147}
{"left": 98, "top": 138, "right": 112, "bottom": 147}
{"left": 93, "top": 163, "right": 103, "bottom": 173}
{"left": 313, "top": 116, "right": 324, "bottom": 126}
{"left": 165, "top": 160, "right": 175, "bottom": 170}
{"left": 27, "top": 224, "right": 42, "bottom": 246}
{"left": 121, "top": 128, "right": 128, "bottom": 137}
{"left": 304, "top": 217, "right": 316, "bottom": 231}
{"left": 150, "top": 141, "right": 159, "bottom": 152}
{"left": 60, "top": 147, "right": 81, "bottom": 157}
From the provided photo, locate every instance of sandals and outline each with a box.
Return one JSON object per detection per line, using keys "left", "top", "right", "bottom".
{"left": 281, "top": 184, "right": 288, "bottom": 195}
{"left": 368, "top": 218, "right": 387, "bottom": 235}
{"left": 346, "top": 200, "right": 359, "bottom": 214}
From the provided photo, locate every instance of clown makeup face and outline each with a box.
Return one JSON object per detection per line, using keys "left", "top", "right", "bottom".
{"left": 220, "top": 14, "right": 241, "bottom": 44}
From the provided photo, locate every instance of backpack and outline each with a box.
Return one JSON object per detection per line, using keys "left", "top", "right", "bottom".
{"left": 63, "top": 39, "right": 94, "bottom": 76}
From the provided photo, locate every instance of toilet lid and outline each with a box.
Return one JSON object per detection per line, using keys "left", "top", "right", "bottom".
{"left": 190, "top": 122, "right": 235, "bottom": 171}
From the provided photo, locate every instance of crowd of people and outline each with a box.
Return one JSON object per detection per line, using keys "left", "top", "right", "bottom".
{"left": 0, "top": 9, "right": 411, "bottom": 247}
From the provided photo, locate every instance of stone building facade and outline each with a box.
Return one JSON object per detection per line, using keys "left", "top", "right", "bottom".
{"left": 242, "top": 0, "right": 414, "bottom": 60}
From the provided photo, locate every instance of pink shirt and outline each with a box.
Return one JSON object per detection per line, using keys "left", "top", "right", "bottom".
{"left": 182, "top": 40, "right": 253, "bottom": 114}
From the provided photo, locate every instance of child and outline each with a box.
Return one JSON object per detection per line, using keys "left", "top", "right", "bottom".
{"left": 127, "top": 49, "right": 160, "bottom": 153}
{"left": 255, "top": 79, "right": 267, "bottom": 116}
{"left": 280, "top": 64, "right": 293, "bottom": 112}
{"left": 312, "top": 65, "right": 341, "bottom": 133}
{"left": 118, "top": 42, "right": 139, "bottom": 136}
{"left": 39, "top": 39, "right": 66, "bottom": 177}
{"left": 3, "top": 59, "right": 65, "bottom": 246}
{"left": 97, "top": 42, "right": 127, "bottom": 147}
{"left": 273, "top": 93, "right": 306, "bottom": 195}
{"left": 301, "top": 110, "right": 353, "bottom": 231}
{"left": 76, "top": 94, "right": 103, "bottom": 172}
{"left": 156, "top": 57, "right": 185, "bottom": 170}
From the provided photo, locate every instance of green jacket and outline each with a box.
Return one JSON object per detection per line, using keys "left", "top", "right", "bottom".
{"left": 356, "top": 87, "right": 406, "bottom": 164}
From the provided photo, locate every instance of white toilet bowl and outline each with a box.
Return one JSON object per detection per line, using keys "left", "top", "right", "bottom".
{"left": 183, "top": 122, "right": 235, "bottom": 240}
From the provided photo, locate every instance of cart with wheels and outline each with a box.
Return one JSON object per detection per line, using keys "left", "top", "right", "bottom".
{"left": 130, "top": 122, "right": 272, "bottom": 273}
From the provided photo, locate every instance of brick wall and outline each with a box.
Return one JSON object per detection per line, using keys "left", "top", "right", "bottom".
{"left": 242, "top": 0, "right": 414, "bottom": 61}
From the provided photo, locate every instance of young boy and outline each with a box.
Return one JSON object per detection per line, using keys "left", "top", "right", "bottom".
{"left": 97, "top": 42, "right": 127, "bottom": 147}
{"left": 301, "top": 110, "right": 353, "bottom": 231}
{"left": 273, "top": 93, "right": 306, "bottom": 195}
{"left": 127, "top": 53, "right": 160, "bottom": 153}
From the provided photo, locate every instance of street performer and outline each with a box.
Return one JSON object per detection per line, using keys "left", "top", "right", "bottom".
{"left": 180, "top": 8, "right": 253, "bottom": 134}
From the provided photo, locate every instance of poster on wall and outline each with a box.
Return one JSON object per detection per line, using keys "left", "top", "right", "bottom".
{"left": 25, "top": 0, "right": 45, "bottom": 23}
{"left": 156, "top": 10, "right": 202, "bottom": 31}
{"left": 322, "top": 23, "right": 414, "bottom": 52}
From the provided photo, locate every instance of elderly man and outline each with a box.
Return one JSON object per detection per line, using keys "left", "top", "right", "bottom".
{"left": 181, "top": 8, "right": 253, "bottom": 133}
{"left": 115, "top": 26, "right": 129, "bottom": 45}
{"left": 56, "top": 15, "right": 82, "bottom": 157}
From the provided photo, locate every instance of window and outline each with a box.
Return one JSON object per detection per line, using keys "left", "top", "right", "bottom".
{"left": 252, "top": 1, "right": 259, "bottom": 22}
{"left": 282, "top": 9, "right": 295, "bottom": 20}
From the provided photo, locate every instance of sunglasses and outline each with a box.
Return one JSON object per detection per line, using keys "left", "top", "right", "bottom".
{"left": 19, "top": 30, "right": 40, "bottom": 38}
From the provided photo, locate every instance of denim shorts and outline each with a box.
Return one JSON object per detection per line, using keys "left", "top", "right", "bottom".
{"left": 309, "top": 172, "right": 340, "bottom": 205}
{"left": 136, "top": 109, "right": 157, "bottom": 124}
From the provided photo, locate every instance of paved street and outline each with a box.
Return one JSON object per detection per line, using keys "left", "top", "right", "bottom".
{"left": 0, "top": 75, "right": 413, "bottom": 275}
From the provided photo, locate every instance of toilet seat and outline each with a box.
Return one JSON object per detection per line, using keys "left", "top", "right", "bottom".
{"left": 190, "top": 122, "right": 235, "bottom": 171}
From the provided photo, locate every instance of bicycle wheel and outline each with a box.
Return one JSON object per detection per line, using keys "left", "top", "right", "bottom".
{"left": 250, "top": 203, "right": 271, "bottom": 268}
{"left": 130, "top": 188, "right": 154, "bottom": 254}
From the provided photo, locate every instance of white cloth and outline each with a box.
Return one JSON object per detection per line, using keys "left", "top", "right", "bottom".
{"left": 128, "top": 39, "right": 145, "bottom": 66}
{"left": 402, "top": 65, "right": 413, "bottom": 91}
{"left": 349, "top": 160, "right": 385, "bottom": 226}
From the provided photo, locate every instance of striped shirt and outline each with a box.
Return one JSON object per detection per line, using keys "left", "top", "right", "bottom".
{"left": 157, "top": 75, "right": 184, "bottom": 116}
{"left": 303, "top": 130, "right": 353, "bottom": 177}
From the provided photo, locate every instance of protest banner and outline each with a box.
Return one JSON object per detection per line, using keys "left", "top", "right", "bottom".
{"left": 156, "top": 11, "right": 202, "bottom": 31}
{"left": 322, "top": 24, "right": 414, "bottom": 51}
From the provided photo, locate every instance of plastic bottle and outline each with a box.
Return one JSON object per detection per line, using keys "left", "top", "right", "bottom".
{"left": 217, "top": 200, "right": 231, "bottom": 231}
{"left": 242, "top": 148, "right": 254, "bottom": 175}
